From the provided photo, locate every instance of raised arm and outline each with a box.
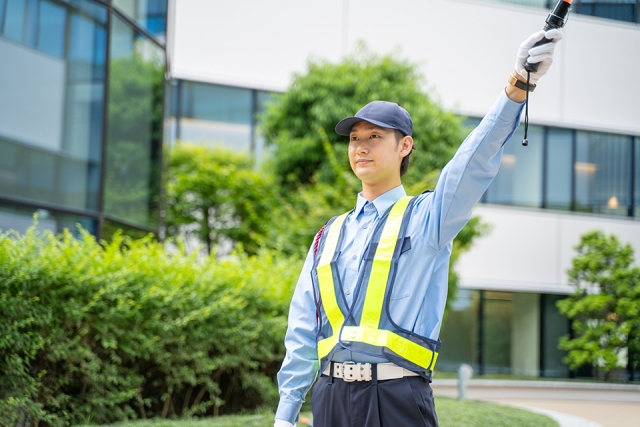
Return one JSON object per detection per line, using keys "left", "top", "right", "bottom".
{"left": 422, "top": 29, "right": 563, "bottom": 249}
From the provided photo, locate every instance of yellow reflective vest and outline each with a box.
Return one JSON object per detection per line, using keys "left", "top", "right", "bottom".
{"left": 313, "top": 196, "right": 440, "bottom": 376}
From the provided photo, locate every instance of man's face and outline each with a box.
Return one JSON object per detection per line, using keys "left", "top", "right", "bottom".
{"left": 348, "top": 121, "right": 407, "bottom": 186}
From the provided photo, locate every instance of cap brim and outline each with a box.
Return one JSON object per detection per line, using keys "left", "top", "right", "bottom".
{"left": 334, "top": 117, "right": 397, "bottom": 137}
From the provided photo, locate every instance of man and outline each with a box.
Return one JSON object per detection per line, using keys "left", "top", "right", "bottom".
{"left": 275, "top": 29, "right": 563, "bottom": 427}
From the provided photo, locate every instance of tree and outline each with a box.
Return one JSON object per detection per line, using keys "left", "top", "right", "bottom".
{"left": 165, "top": 144, "right": 276, "bottom": 256}
{"left": 260, "top": 51, "right": 487, "bottom": 314}
{"left": 557, "top": 231, "right": 640, "bottom": 381}
{"left": 260, "top": 47, "right": 466, "bottom": 190}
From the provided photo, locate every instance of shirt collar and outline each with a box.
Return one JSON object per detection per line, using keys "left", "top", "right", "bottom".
{"left": 353, "top": 185, "right": 407, "bottom": 217}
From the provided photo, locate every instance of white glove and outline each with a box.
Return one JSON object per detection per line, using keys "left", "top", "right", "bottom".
{"left": 515, "top": 29, "right": 563, "bottom": 85}
{"left": 274, "top": 419, "right": 296, "bottom": 427}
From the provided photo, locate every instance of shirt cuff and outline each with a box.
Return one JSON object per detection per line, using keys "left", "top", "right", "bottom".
{"left": 491, "top": 89, "right": 525, "bottom": 123}
{"left": 275, "top": 397, "right": 303, "bottom": 424}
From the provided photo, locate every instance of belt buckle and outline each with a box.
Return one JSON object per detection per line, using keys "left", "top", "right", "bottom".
{"left": 341, "top": 361, "right": 357, "bottom": 382}
{"left": 340, "top": 361, "right": 372, "bottom": 382}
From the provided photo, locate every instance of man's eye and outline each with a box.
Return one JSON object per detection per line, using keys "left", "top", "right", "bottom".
{"left": 371, "top": 134, "right": 379, "bottom": 138}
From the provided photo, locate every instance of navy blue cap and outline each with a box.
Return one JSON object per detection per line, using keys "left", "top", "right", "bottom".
{"left": 335, "top": 101, "right": 413, "bottom": 137}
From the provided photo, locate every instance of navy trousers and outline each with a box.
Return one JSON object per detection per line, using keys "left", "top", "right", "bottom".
{"left": 311, "top": 371, "right": 438, "bottom": 427}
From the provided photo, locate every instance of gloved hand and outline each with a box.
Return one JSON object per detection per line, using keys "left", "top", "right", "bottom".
{"left": 514, "top": 29, "right": 563, "bottom": 85}
{"left": 274, "top": 419, "right": 296, "bottom": 427}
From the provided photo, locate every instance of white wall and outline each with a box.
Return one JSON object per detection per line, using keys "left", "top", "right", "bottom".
{"left": 457, "top": 204, "right": 640, "bottom": 294}
{"left": 171, "top": 0, "right": 640, "bottom": 135}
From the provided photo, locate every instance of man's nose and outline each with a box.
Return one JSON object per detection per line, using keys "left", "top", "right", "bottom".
{"left": 356, "top": 141, "right": 369, "bottom": 153}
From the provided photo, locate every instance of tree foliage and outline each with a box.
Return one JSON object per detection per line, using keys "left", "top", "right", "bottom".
{"left": 0, "top": 226, "right": 298, "bottom": 426}
{"left": 260, "top": 47, "right": 466, "bottom": 189}
{"left": 558, "top": 231, "right": 640, "bottom": 380}
{"left": 165, "top": 144, "right": 276, "bottom": 256}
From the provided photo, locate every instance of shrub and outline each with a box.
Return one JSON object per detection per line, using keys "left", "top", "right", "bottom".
{"left": 0, "top": 227, "right": 300, "bottom": 426}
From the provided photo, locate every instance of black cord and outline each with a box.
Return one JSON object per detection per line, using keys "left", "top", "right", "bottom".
{"left": 522, "top": 71, "right": 530, "bottom": 146}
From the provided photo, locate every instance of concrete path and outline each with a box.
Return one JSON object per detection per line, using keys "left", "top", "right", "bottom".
{"left": 509, "top": 404, "right": 606, "bottom": 427}
{"left": 432, "top": 379, "right": 640, "bottom": 427}
{"left": 494, "top": 400, "right": 639, "bottom": 427}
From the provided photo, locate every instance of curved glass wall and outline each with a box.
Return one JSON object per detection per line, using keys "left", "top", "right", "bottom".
{"left": 0, "top": 0, "right": 166, "bottom": 238}
{"left": 104, "top": 13, "right": 165, "bottom": 229}
{"left": 113, "top": 0, "right": 167, "bottom": 41}
{"left": 0, "top": 0, "right": 106, "bottom": 214}
{"left": 0, "top": 201, "right": 97, "bottom": 237}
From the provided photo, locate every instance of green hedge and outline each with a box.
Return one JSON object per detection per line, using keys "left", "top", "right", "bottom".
{"left": 0, "top": 227, "right": 299, "bottom": 426}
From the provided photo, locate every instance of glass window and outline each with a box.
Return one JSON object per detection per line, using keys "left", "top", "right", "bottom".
{"left": 575, "top": 131, "right": 631, "bottom": 216}
{"left": 540, "top": 294, "right": 570, "bottom": 378}
{"left": 112, "top": 0, "right": 167, "bottom": 41}
{"left": 0, "top": 2, "right": 106, "bottom": 213}
{"left": 486, "top": 125, "right": 544, "bottom": 207}
{"left": 37, "top": 0, "right": 67, "bottom": 57}
{"left": 185, "top": 82, "right": 253, "bottom": 124}
{"left": 4, "top": 0, "right": 26, "bottom": 41}
{"left": 65, "top": 8, "right": 107, "bottom": 163}
{"left": 482, "top": 291, "right": 514, "bottom": 374}
{"left": 0, "top": 201, "right": 97, "bottom": 237}
{"left": 636, "top": 137, "right": 640, "bottom": 217}
{"left": 545, "top": 128, "right": 573, "bottom": 210}
{"left": 511, "top": 292, "right": 540, "bottom": 376}
{"left": 24, "top": 0, "right": 37, "bottom": 46}
{"left": 103, "top": 14, "right": 164, "bottom": 228}
{"left": 578, "top": 0, "right": 636, "bottom": 23}
{"left": 254, "top": 90, "right": 275, "bottom": 162}
{"left": 179, "top": 82, "right": 253, "bottom": 152}
{"left": 437, "top": 289, "right": 480, "bottom": 373}
{"left": 0, "top": 0, "right": 5, "bottom": 34}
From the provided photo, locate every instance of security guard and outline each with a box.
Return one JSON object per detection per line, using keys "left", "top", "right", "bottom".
{"left": 274, "top": 29, "right": 564, "bottom": 427}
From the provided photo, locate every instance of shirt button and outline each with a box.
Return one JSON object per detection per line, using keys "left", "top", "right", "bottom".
{"left": 362, "top": 224, "right": 368, "bottom": 229}
{"left": 346, "top": 290, "right": 351, "bottom": 295}
{"left": 352, "top": 255, "right": 357, "bottom": 260}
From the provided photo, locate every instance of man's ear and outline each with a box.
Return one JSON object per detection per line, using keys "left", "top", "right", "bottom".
{"left": 400, "top": 136, "right": 414, "bottom": 157}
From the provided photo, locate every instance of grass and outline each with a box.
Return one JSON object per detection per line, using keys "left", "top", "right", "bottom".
{"left": 96, "top": 397, "right": 559, "bottom": 427}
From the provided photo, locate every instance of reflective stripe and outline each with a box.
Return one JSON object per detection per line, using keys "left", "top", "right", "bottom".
{"left": 317, "top": 213, "right": 348, "bottom": 349}
{"left": 318, "top": 335, "right": 337, "bottom": 359}
{"left": 360, "top": 196, "right": 411, "bottom": 329}
{"left": 341, "top": 326, "right": 438, "bottom": 370}
{"left": 315, "top": 197, "right": 439, "bottom": 371}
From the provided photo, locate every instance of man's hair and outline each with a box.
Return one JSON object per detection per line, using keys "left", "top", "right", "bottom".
{"left": 395, "top": 130, "right": 412, "bottom": 177}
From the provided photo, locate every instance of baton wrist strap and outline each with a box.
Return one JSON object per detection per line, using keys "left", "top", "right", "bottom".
{"left": 523, "top": 71, "right": 531, "bottom": 146}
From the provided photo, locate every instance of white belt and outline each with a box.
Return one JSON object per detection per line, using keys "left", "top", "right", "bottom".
{"left": 322, "top": 361, "right": 419, "bottom": 382}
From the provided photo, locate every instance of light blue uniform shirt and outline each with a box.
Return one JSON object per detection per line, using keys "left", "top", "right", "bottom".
{"left": 275, "top": 91, "right": 524, "bottom": 423}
